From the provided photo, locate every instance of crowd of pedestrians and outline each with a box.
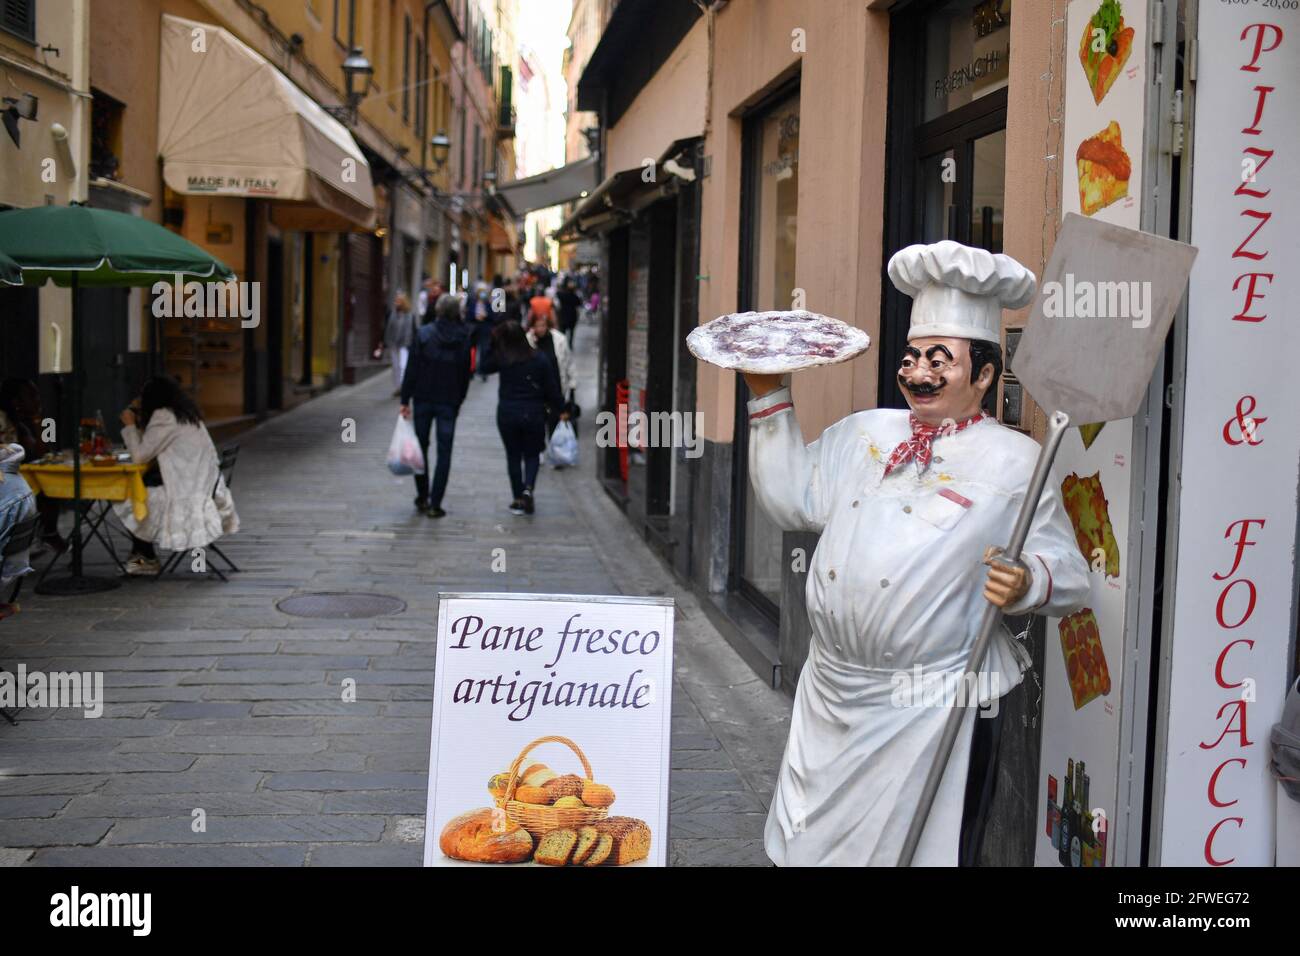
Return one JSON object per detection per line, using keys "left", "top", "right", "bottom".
{"left": 381, "top": 262, "right": 599, "bottom": 519}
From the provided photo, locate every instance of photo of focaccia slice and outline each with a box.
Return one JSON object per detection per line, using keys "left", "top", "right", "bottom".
{"left": 1076, "top": 122, "right": 1131, "bottom": 217}
{"left": 1061, "top": 472, "right": 1120, "bottom": 578}
{"left": 1078, "top": 0, "right": 1134, "bottom": 105}
{"left": 1058, "top": 608, "right": 1111, "bottom": 710}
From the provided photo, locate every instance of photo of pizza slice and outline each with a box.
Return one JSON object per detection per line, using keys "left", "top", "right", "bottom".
{"left": 1079, "top": 422, "right": 1105, "bottom": 450}
{"left": 1078, "top": 0, "right": 1134, "bottom": 105}
{"left": 687, "top": 309, "right": 871, "bottom": 375}
{"left": 1061, "top": 471, "right": 1120, "bottom": 578}
{"left": 1076, "top": 121, "right": 1131, "bottom": 217}
{"left": 1058, "top": 608, "right": 1111, "bottom": 711}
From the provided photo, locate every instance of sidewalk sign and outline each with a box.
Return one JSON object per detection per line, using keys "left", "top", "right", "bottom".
{"left": 423, "top": 593, "right": 675, "bottom": 867}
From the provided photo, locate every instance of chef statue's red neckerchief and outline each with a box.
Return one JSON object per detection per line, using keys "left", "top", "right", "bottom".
{"left": 883, "top": 411, "right": 987, "bottom": 477}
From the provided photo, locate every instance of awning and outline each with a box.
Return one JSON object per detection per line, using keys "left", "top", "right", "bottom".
{"left": 553, "top": 163, "right": 675, "bottom": 241}
{"left": 488, "top": 218, "right": 516, "bottom": 255}
{"left": 495, "top": 155, "right": 600, "bottom": 214}
{"left": 158, "top": 14, "right": 376, "bottom": 230}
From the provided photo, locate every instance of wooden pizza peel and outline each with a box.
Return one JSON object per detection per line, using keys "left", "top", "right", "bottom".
{"left": 896, "top": 215, "right": 1198, "bottom": 866}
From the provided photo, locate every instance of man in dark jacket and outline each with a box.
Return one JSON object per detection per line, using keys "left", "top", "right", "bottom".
{"left": 555, "top": 278, "right": 582, "bottom": 346}
{"left": 400, "top": 294, "right": 472, "bottom": 517}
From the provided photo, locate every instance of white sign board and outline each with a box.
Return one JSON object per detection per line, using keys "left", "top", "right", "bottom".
{"left": 1156, "top": 0, "right": 1300, "bottom": 866}
{"left": 423, "top": 593, "right": 674, "bottom": 867}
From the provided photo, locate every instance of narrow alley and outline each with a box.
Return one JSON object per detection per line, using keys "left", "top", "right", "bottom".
{"left": 0, "top": 325, "right": 789, "bottom": 866}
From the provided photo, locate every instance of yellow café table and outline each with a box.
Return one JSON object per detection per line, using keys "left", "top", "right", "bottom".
{"left": 20, "top": 457, "right": 150, "bottom": 580}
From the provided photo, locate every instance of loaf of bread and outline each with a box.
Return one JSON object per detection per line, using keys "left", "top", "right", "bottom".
{"left": 439, "top": 808, "right": 533, "bottom": 863}
{"left": 541, "top": 774, "right": 586, "bottom": 802}
{"left": 513, "top": 785, "right": 553, "bottom": 805}
{"left": 520, "top": 762, "right": 549, "bottom": 780}
{"left": 581, "top": 781, "right": 615, "bottom": 808}
{"left": 523, "top": 768, "right": 558, "bottom": 788}
{"left": 593, "top": 817, "right": 651, "bottom": 865}
{"left": 486, "top": 772, "right": 512, "bottom": 800}
{"left": 534, "top": 828, "right": 578, "bottom": 866}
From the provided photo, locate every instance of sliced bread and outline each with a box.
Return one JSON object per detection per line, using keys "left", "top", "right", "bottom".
{"left": 581, "top": 833, "right": 613, "bottom": 867}
{"left": 534, "top": 828, "right": 578, "bottom": 866}
{"left": 571, "top": 825, "right": 599, "bottom": 865}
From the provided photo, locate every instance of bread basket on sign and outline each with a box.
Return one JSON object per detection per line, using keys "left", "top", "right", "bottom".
{"left": 498, "top": 735, "right": 608, "bottom": 838}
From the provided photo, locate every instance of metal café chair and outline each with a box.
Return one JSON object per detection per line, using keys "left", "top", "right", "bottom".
{"left": 1, "top": 514, "right": 40, "bottom": 724}
{"left": 155, "top": 444, "right": 241, "bottom": 583}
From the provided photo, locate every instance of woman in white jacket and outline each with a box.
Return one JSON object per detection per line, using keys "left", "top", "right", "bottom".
{"left": 115, "top": 377, "right": 239, "bottom": 576}
{"left": 525, "top": 304, "right": 574, "bottom": 430}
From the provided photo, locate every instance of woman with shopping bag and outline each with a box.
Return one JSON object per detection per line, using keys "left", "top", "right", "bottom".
{"left": 525, "top": 301, "right": 573, "bottom": 441}
{"left": 375, "top": 292, "right": 417, "bottom": 396}
{"left": 399, "top": 294, "right": 473, "bottom": 517}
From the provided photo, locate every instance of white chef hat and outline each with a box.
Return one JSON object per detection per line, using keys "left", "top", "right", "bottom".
{"left": 887, "top": 240, "right": 1036, "bottom": 344}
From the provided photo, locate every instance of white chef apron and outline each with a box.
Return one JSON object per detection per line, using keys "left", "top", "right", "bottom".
{"left": 765, "top": 639, "right": 995, "bottom": 866}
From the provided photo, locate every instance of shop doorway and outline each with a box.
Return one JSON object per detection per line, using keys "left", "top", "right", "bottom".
{"left": 880, "top": 0, "right": 1011, "bottom": 410}
{"left": 732, "top": 81, "right": 801, "bottom": 618}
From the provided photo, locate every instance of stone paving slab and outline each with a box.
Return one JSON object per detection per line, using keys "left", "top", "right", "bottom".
{"left": 0, "top": 323, "right": 792, "bottom": 866}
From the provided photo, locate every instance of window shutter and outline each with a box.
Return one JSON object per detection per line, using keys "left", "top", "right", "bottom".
{"left": 1, "top": 0, "right": 36, "bottom": 43}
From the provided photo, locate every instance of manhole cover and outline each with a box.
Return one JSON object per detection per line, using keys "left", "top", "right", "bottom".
{"left": 276, "top": 592, "right": 406, "bottom": 619}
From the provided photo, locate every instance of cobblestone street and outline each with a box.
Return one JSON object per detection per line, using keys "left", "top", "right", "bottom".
{"left": 0, "top": 325, "right": 790, "bottom": 866}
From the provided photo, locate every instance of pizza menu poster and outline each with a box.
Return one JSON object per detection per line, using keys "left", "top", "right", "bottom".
{"left": 1033, "top": 0, "right": 1148, "bottom": 869}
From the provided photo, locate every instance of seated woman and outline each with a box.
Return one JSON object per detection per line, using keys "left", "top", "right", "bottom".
{"left": 0, "top": 378, "right": 63, "bottom": 552}
{"left": 114, "top": 377, "right": 238, "bottom": 576}
{"left": 0, "top": 443, "right": 37, "bottom": 619}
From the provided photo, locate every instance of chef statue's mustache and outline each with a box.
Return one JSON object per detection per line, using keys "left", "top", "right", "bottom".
{"left": 898, "top": 376, "right": 946, "bottom": 396}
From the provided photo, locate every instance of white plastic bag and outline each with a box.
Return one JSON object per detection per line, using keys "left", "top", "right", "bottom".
{"left": 387, "top": 414, "right": 425, "bottom": 476}
{"left": 547, "top": 419, "right": 579, "bottom": 468}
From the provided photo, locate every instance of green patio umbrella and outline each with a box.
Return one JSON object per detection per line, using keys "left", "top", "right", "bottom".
{"left": 0, "top": 249, "right": 21, "bottom": 285}
{"left": 0, "top": 204, "right": 235, "bottom": 594}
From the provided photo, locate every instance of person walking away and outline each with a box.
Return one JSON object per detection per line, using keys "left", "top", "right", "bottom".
{"left": 0, "top": 443, "right": 37, "bottom": 619}
{"left": 526, "top": 304, "right": 573, "bottom": 440}
{"left": 375, "top": 292, "right": 417, "bottom": 395}
{"left": 469, "top": 284, "right": 495, "bottom": 382}
{"left": 116, "top": 377, "right": 239, "bottom": 576}
{"left": 480, "top": 321, "right": 567, "bottom": 516}
{"left": 556, "top": 279, "right": 582, "bottom": 347}
{"left": 400, "top": 294, "right": 472, "bottom": 517}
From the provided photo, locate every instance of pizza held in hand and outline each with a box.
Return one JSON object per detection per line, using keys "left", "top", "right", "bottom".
{"left": 687, "top": 310, "right": 871, "bottom": 375}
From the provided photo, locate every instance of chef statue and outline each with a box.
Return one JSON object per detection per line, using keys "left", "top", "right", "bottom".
{"left": 741, "top": 240, "right": 1089, "bottom": 866}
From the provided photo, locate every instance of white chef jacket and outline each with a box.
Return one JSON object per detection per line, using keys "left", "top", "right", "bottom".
{"left": 748, "top": 387, "right": 1089, "bottom": 866}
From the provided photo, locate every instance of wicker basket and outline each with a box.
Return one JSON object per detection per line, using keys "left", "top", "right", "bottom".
{"left": 497, "top": 735, "right": 608, "bottom": 837}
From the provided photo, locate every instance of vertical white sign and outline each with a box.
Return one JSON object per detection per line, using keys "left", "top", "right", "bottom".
{"left": 424, "top": 593, "right": 674, "bottom": 867}
{"left": 1158, "top": 0, "right": 1300, "bottom": 866}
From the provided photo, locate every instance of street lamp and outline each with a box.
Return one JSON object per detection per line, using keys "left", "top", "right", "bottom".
{"left": 325, "top": 47, "right": 373, "bottom": 124}
{"left": 430, "top": 130, "right": 450, "bottom": 171}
